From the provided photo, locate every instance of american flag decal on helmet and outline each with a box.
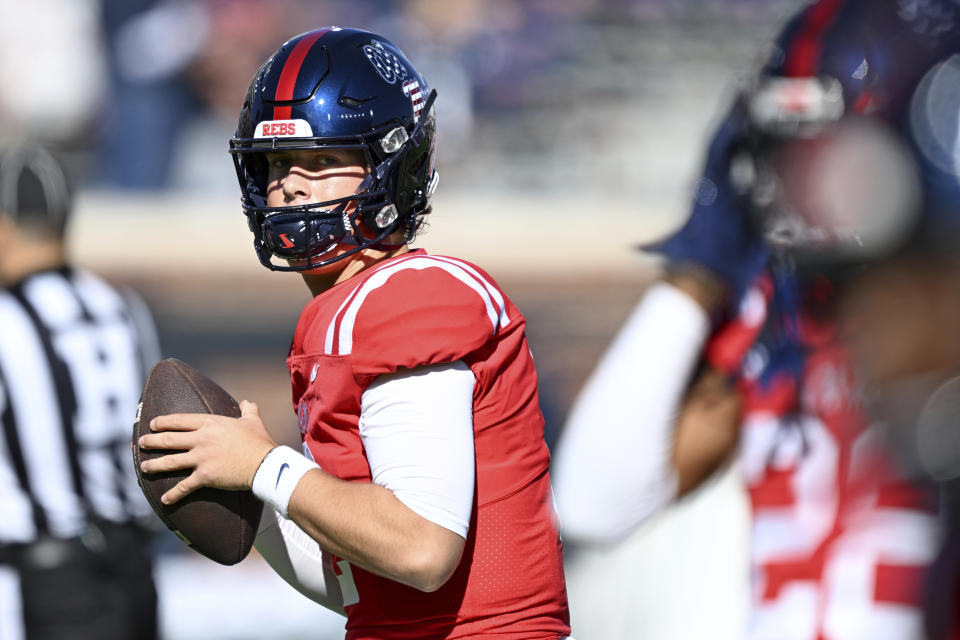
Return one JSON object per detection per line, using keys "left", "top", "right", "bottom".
{"left": 403, "top": 79, "right": 424, "bottom": 122}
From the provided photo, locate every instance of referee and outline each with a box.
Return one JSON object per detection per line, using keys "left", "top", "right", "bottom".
{"left": 0, "top": 143, "right": 161, "bottom": 640}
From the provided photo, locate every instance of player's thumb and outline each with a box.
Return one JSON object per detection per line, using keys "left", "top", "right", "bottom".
{"left": 240, "top": 400, "right": 261, "bottom": 418}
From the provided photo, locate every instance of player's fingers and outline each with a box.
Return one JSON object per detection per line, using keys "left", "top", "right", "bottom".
{"left": 139, "top": 451, "right": 194, "bottom": 475}
{"left": 161, "top": 473, "right": 202, "bottom": 505}
{"left": 150, "top": 413, "right": 212, "bottom": 432}
{"left": 138, "top": 430, "right": 195, "bottom": 451}
{"left": 240, "top": 400, "right": 260, "bottom": 418}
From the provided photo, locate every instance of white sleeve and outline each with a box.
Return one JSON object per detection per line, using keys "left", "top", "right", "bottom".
{"left": 254, "top": 504, "right": 346, "bottom": 615}
{"left": 552, "top": 282, "right": 710, "bottom": 544}
{"left": 253, "top": 361, "right": 474, "bottom": 610}
{"left": 359, "top": 360, "right": 476, "bottom": 539}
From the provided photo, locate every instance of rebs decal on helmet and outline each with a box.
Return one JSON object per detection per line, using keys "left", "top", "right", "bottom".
{"left": 255, "top": 119, "right": 314, "bottom": 138}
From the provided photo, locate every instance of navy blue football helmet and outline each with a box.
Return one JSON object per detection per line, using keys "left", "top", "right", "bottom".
{"left": 731, "top": 0, "right": 960, "bottom": 261}
{"left": 230, "top": 27, "right": 438, "bottom": 271}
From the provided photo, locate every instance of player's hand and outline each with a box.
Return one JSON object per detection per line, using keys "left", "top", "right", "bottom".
{"left": 138, "top": 400, "right": 277, "bottom": 505}
{"left": 646, "top": 95, "right": 769, "bottom": 312}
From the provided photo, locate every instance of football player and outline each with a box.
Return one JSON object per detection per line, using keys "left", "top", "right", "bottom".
{"left": 553, "top": 1, "right": 960, "bottom": 638}
{"left": 137, "top": 27, "right": 572, "bottom": 639}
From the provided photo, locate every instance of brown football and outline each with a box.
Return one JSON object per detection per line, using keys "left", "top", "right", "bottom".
{"left": 132, "top": 358, "right": 262, "bottom": 565}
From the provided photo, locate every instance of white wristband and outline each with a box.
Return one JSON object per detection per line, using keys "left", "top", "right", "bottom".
{"left": 251, "top": 446, "right": 319, "bottom": 519}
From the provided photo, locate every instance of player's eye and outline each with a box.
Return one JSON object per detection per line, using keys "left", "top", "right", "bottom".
{"left": 267, "top": 155, "right": 292, "bottom": 171}
{"left": 309, "top": 155, "right": 341, "bottom": 169}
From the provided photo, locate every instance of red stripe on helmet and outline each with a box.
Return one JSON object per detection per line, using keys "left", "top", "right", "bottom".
{"left": 784, "top": 0, "right": 846, "bottom": 78}
{"left": 851, "top": 90, "right": 878, "bottom": 114}
{"left": 272, "top": 28, "right": 330, "bottom": 120}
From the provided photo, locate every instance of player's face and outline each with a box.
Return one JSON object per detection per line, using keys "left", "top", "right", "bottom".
{"left": 265, "top": 148, "right": 367, "bottom": 208}
{"left": 264, "top": 148, "right": 372, "bottom": 274}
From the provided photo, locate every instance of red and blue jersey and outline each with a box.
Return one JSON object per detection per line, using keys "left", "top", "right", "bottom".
{"left": 707, "top": 270, "right": 941, "bottom": 640}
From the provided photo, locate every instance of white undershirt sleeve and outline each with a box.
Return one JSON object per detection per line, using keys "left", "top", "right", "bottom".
{"left": 254, "top": 504, "right": 346, "bottom": 615}
{"left": 359, "top": 360, "right": 476, "bottom": 539}
{"left": 254, "top": 361, "right": 476, "bottom": 609}
{"left": 552, "top": 282, "right": 711, "bottom": 544}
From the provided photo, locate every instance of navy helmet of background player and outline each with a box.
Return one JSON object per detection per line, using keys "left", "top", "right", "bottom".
{"left": 229, "top": 27, "right": 438, "bottom": 271}
{"left": 734, "top": 0, "right": 960, "bottom": 260}
{"left": 652, "top": 0, "right": 960, "bottom": 300}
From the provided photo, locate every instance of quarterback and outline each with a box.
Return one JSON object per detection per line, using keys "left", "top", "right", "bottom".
{"left": 138, "top": 27, "right": 571, "bottom": 639}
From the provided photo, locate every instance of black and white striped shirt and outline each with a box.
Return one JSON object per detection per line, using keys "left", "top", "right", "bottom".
{"left": 0, "top": 266, "right": 159, "bottom": 543}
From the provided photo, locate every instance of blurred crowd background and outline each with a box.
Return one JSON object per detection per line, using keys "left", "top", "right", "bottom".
{"left": 1, "top": 0, "right": 802, "bottom": 201}
{"left": 1, "top": 0, "right": 845, "bottom": 638}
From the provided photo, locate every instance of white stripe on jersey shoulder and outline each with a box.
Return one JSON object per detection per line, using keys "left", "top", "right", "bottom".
{"left": 324, "top": 254, "right": 509, "bottom": 356}
{"left": 323, "top": 280, "right": 366, "bottom": 354}
{"left": 426, "top": 255, "right": 509, "bottom": 329}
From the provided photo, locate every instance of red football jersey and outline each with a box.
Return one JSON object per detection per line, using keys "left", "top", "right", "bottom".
{"left": 286, "top": 250, "right": 570, "bottom": 640}
{"left": 707, "top": 275, "right": 941, "bottom": 640}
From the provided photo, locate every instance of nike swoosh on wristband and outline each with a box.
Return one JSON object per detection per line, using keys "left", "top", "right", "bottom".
{"left": 276, "top": 462, "right": 290, "bottom": 489}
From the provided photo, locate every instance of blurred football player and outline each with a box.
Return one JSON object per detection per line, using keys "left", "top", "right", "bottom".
{"left": 553, "top": 1, "right": 960, "bottom": 639}
{"left": 137, "top": 27, "right": 572, "bottom": 639}
{"left": 0, "top": 143, "right": 161, "bottom": 640}
{"left": 832, "top": 50, "right": 960, "bottom": 639}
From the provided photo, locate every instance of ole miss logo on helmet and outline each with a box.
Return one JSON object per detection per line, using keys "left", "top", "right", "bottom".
{"left": 363, "top": 41, "right": 408, "bottom": 84}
